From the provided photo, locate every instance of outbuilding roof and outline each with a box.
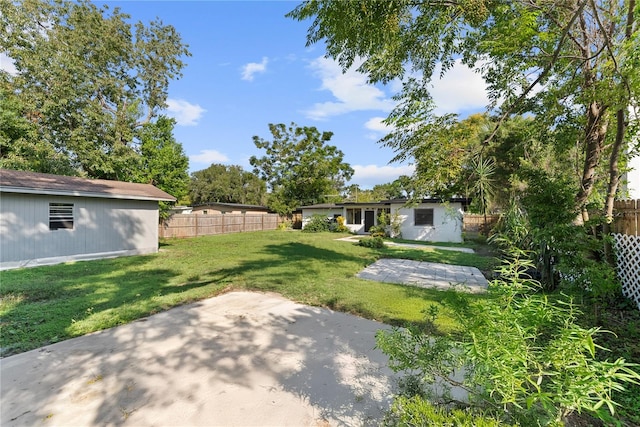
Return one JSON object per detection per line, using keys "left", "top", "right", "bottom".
{"left": 0, "top": 169, "right": 176, "bottom": 202}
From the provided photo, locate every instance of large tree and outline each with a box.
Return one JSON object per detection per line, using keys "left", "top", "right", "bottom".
{"left": 135, "top": 116, "right": 190, "bottom": 213}
{"left": 250, "top": 123, "right": 354, "bottom": 215}
{"left": 0, "top": 0, "right": 190, "bottom": 181}
{"left": 288, "top": 0, "right": 639, "bottom": 223}
{"left": 189, "top": 164, "right": 267, "bottom": 206}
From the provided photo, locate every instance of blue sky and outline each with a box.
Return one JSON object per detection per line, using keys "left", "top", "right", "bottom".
{"left": 5, "top": 1, "right": 492, "bottom": 189}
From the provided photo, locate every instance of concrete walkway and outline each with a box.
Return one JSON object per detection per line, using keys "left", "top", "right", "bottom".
{"left": 358, "top": 259, "right": 488, "bottom": 293}
{"left": 1, "top": 292, "right": 398, "bottom": 427}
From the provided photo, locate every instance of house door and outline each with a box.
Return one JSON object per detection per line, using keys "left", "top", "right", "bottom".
{"left": 364, "top": 210, "right": 375, "bottom": 232}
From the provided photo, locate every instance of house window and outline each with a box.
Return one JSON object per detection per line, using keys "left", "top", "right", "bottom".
{"left": 414, "top": 208, "right": 434, "bottom": 226}
{"left": 346, "top": 208, "right": 361, "bottom": 224}
{"left": 49, "top": 203, "right": 74, "bottom": 230}
{"left": 202, "top": 210, "right": 208, "bottom": 215}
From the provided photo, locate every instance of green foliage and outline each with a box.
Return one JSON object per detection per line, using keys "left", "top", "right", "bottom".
{"left": 277, "top": 219, "right": 292, "bottom": 230}
{"left": 302, "top": 214, "right": 332, "bottom": 233}
{"left": 334, "top": 215, "right": 349, "bottom": 233}
{"left": 189, "top": 163, "right": 266, "bottom": 206}
{"left": 344, "top": 177, "right": 415, "bottom": 203}
{"left": 376, "top": 255, "right": 640, "bottom": 426}
{"left": 383, "top": 395, "right": 507, "bottom": 427}
{"left": 368, "top": 225, "right": 387, "bottom": 238}
{"left": 135, "top": 116, "right": 189, "bottom": 218}
{"left": 358, "top": 236, "right": 385, "bottom": 248}
{"left": 0, "top": 88, "right": 74, "bottom": 174}
{"left": 468, "top": 155, "right": 496, "bottom": 216}
{"left": 288, "top": 0, "right": 640, "bottom": 217}
{"left": 0, "top": 0, "right": 190, "bottom": 180}
{"left": 250, "top": 122, "right": 354, "bottom": 215}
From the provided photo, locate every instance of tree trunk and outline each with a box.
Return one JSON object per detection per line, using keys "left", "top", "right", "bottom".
{"left": 575, "top": 100, "right": 609, "bottom": 223}
{"left": 603, "top": 0, "right": 634, "bottom": 263}
{"left": 605, "top": 109, "right": 626, "bottom": 221}
{"left": 603, "top": 109, "right": 626, "bottom": 264}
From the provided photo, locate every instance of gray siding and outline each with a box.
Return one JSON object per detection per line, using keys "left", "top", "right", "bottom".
{"left": 1, "top": 193, "right": 159, "bottom": 269}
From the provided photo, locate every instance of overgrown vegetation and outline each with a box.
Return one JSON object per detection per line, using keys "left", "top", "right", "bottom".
{"left": 377, "top": 254, "right": 640, "bottom": 426}
{"left": 302, "top": 214, "right": 349, "bottom": 233}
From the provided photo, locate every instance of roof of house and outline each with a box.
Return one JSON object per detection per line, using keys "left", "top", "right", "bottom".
{"left": 0, "top": 169, "right": 176, "bottom": 202}
{"left": 300, "top": 198, "right": 471, "bottom": 209}
{"left": 298, "top": 203, "right": 344, "bottom": 209}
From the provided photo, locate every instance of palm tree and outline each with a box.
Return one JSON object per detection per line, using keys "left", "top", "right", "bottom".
{"left": 470, "top": 155, "right": 496, "bottom": 235}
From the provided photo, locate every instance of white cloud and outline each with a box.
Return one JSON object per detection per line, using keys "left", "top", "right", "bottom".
{"left": 241, "top": 57, "right": 268, "bottom": 81}
{"left": 364, "top": 116, "right": 395, "bottom": 140}
{"left": 364, "top": 116, "right": 394, "bottom": 133}
{"left": 0, "top": 52, "right": 18, "bottom": 75}
{"left": 190, "top": 149, "right": 230, "bottom": 165}
{"left": 166, "top": 98, "right": 206, "bottom": 126}
{"left": 429, "top": 59, "right": 489, "bottom": 115}
{"left": 304, "top": 57, "right": 395, "bottom": 120}
{"left": 352, "top": 164, "right": 415, "bottom": 189}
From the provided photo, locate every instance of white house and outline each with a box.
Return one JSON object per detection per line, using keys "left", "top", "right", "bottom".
{"left": 623, "top": 152, "right": 640, "bottom": 199}
{"left": 0, "top": 169, "right": 175, "bottom": 270}
{"left": 300, "top": 198, "right": 470, "bottom": 243}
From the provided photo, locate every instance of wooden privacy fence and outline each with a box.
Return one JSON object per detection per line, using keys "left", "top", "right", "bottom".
{"left": 612, "top": 199, "right": 640, "bottom": 310}
{"left": 463, "top": 214, "right": 500, "bottom": 236}
{"left": 613, "top": 199, "right": 639, "bottom": 236}
{"left": 159, "top": 214, "right": 281, "bottom": 238}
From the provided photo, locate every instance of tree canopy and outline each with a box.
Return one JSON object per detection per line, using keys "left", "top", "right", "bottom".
{"left": 189, "top": 164, "right": 267, "bottom": 206}
{"left": 288, "top": 0, "right": 639, "bottom": 221}
{"left": 135, "top": 116, "right": 190, "bottom": 211}
{"left": 250, "top": 123, "right": 354, "bottom": 215}
{"left": 0, "top": 0, "right": 191, "bottom": 187}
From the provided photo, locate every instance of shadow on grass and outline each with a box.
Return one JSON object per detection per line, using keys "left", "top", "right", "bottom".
{"left": 0, "top": 255, "right": 227, "bottom": 356}
{"left": 375, "top": 246, "right": 498, "bottom": 273}
{"left": 201, "top": 241, "right": 370, "bottom": 292}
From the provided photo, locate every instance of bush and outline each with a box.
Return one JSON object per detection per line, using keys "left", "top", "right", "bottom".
{"left": 303, "top": 214, "right": 350, "bottom": 233}
{"left": 333, "top": 215, "right": 349, "bottom": 233}
{"left": 358, "top": 236, "right": 385, "bottom": 248}
{"left": 369, "top": 224, "right": 387, "bottom": 238}
{"left": 277, "top": 219, "right": 292, "bottom": 230}
{"left": 302, "top": 214, "right": 331, "bottom": 233}
{"left": 376, "top": 254, "right": 640, "bottom": 426}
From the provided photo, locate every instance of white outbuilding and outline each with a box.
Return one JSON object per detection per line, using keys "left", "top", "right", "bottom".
{"left": 0, "top": 169, "right": 175, "bottom": 270}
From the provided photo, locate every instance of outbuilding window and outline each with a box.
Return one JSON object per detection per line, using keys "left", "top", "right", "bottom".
{"left": 414, "top": 208, "right": 434, "bottom": 226}
{"left": 49, "top": 203, "right": 74, "bottom": 230}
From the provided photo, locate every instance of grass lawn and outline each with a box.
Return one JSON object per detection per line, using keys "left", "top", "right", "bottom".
{"left": 0, "top": 231, "right": 495, "bottom": 356}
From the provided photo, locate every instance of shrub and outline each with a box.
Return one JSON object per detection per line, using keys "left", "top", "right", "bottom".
{"left": 369, "top": 224, "right": 387, "bottom": 238}
{"left": 334, "top": 215, "right": 349, "bottom": 233}
{"left": 358, "top": 236, "right": 385, "bottom": 248}
{"left": 376, "top": 254, "right": 640, "bottom": 426}
{"left": 277, "top": 219, "right": 292, "bottom": 230}
{"left": 302, "top": 214, "right": 331, "bottom": 233}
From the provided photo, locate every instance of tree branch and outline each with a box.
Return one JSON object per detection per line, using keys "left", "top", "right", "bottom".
{"left": 483, "top": 0, "right": 589, "bottom": 145}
